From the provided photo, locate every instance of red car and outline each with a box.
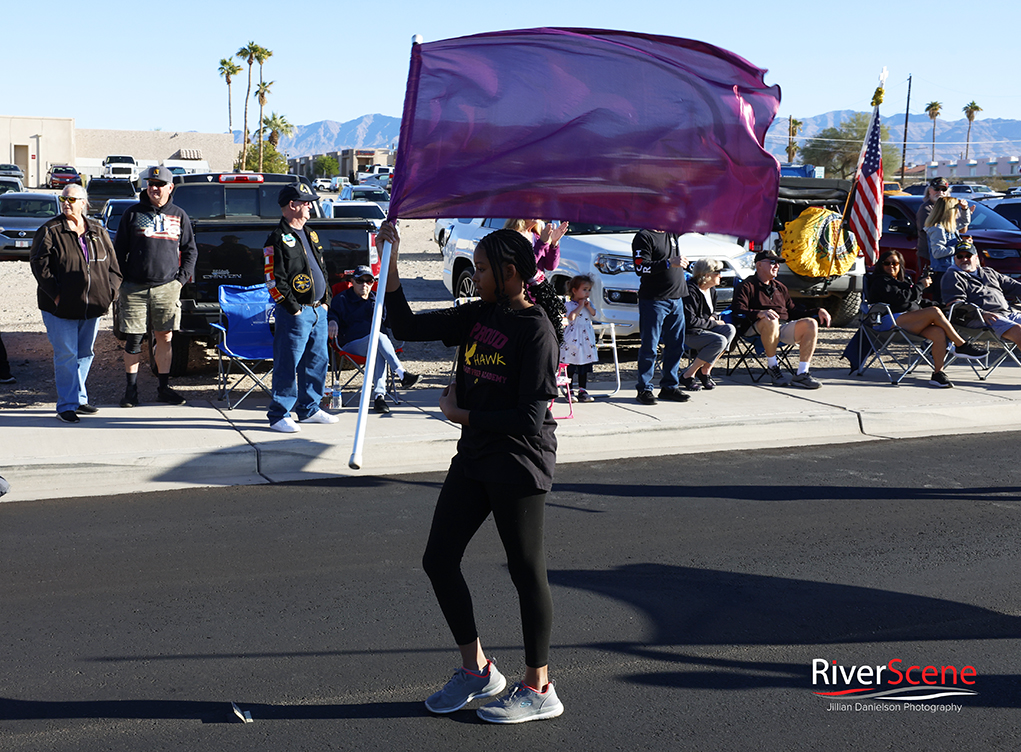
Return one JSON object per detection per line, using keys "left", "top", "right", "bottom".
{"left": 880, "top": 195, "right": 1021, "bottom": 279}
{"left": 46, "top": 165, "right": 81, "bottom": 189}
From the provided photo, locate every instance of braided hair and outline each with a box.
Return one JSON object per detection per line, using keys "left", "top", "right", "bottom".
{"left": 478, "top": 229, "right": 565, "bottom": 345}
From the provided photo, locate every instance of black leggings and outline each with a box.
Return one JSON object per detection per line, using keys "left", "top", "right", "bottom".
{"left": 567, "top": 363, "right": 591, "bottom": 389}
{"left": 422, "top": 457, "right": 553, "bottom": 668}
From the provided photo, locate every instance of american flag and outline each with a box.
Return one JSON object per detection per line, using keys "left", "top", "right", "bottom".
{"left": 847, "top": 106, "right": 883, "bottom": 264}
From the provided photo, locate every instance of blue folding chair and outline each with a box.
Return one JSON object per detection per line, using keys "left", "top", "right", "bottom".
{"left": 210, "top": 284, "right": 275, "bottom": 409}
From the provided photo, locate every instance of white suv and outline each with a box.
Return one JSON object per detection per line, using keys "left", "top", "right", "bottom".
{"left": 440, "top": 218, "right": 752, "bottom": 337}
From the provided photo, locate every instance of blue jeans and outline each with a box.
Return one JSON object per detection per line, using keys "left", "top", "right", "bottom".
{"left": 342, "top": 333, "right": 402, "bottom": 398}
{"left": 636, "top": 297, "right": 686, "bottom": 393}
{"left": 41, "top": 311, "right": 100, "bottom": 413}
{"left": 268, "top": 305, "right": 329, "bottom": 423}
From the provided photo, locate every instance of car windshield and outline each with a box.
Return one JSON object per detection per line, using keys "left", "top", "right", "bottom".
{"left": 105, "top": 157, "right": 134, "bottom": 164}
{"left": 53, "top": 167, "right": 75, "bottom": 174}
{"left": 966, "top": 202, "right": 1019, "bottom": 232}
{"left": 566, "top": 222, "right": 638, "bottom": 235}
{"left": 331, "top": 203, "right": 385, "bottom": 220}
{"left": 88, "top": 181, "right": 137, "bottom": 197}
{"left": 0, "top": 164, "right": 17, "bottom": 171}
{"left": 353, "top": 188, "right": 389, "bottom": 201}
{"left": 0, "top": 197, "right": 58, "bottom": 217}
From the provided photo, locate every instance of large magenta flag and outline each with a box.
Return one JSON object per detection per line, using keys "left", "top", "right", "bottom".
{"left": 388, "top": 28, "right": 782, "bottom": 241}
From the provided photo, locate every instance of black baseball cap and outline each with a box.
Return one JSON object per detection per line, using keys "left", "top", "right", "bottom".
{"left": 754, "top": 250, "right": 784, "bottom": 263}
{"left": 278, "top": 184, "right": 319, "bottom": 206}
{"left": 929, "top": 177, "right": 950, "bottom": 190}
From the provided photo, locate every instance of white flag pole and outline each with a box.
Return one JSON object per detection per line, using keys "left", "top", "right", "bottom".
{"left": 348, "top": 238, "right": 392, "bottom": 469}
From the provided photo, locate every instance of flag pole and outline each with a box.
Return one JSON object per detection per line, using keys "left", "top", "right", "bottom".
{"left": 348, "top": 238, "right": 391, "bottom": 470}
{"left": 349, "top": 34, "right": 422, "bottom": 470}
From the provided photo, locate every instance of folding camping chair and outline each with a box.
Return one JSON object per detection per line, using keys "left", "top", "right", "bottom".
{"left": 945, "top": 302, "right": 1021, "bottom": 380}
{"left": 328, "top": 337, "right": 403, "bottom": 407}
{"left": 725, "top": 324, "right": 796, "bottom": 382}
{"left": 210, "top": 284, "right": 275, "bottom": 409}
{"left": 851, "top": 278, "right": 935, "bottom": 384}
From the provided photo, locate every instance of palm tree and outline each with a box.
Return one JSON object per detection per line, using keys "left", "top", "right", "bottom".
{"left": 218, "top": 58, "right": 242, "bottom": 134}
{"left": 963, "top": 101, "right": 982, "bottom": 161}
{"left": 263, "top": 112, "right": 294, "bottom": 148}
{"left": 924, "top": 101, "right": 942, "bottom": 162}
{"left": 786, "top": 117, "right": 802, "bottom": 163}
{"left": 255, "top": 80, "right": 274, "bottom": 171}
{"left": 253, "top": 45, "right": 273, "bottom": 169}
{"left": 236, "top": 42, "right": 259, "bottom": 168}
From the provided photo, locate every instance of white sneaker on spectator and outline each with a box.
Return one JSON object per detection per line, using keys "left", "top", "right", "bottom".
{"left": 300, "top": 410, "right": 339, "bottom": 424}
{"left": 270, "top": 417, "right": 301, "bottom": 433}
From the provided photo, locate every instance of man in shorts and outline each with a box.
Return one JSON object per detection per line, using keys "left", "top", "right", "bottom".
{"left": 114, "top": 165, "right": 197, "bottom": 407}
{"left": 942, "top": 240, "right": 1021, "bottom": 348}
{"left": 731, "top": 250, "right": 832, "bottom": 389}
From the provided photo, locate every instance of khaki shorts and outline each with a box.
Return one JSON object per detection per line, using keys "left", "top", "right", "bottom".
{"left": 118, "top": 279, "right": 182, "bottom": 334}
{"left": 778, "top": 320, "right": 798, "bottom": 345}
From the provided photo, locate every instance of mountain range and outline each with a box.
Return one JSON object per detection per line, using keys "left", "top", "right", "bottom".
{"left": 253, "top": 111, "right": 1021, "bottom": 166}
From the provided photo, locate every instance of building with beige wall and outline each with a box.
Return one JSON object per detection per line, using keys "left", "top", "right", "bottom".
{"left": 0, "top": 116, "right": 76, "bottom": 188}
{"left": 1, "top": 115, "right": 238, "bottom": 187}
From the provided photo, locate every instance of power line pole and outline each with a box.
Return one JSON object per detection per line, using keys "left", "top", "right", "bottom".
{"left": 901, "top": 74, "right": 911, "bottom": 184}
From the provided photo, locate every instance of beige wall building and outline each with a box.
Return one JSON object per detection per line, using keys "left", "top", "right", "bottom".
{"left": 0, "top": 116, "right": 76, "bottom": 188}
{"left": 1, "top": 115, "right": 238, "bottom": 187}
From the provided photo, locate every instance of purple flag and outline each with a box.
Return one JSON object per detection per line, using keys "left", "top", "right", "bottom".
{"left": 388, "top": 28, "right": 781, "bottom": 241}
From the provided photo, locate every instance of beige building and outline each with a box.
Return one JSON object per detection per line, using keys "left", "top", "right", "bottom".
{"left": 1, "top": 115, "right": 238, "bottom": 187}
{"left": 289, "top": 148, "right": 393, "bottom": 180}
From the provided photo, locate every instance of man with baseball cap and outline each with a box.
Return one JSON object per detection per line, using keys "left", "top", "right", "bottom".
{"left": 942, "top": 239, "right": 1021, "bottom": 349}
{"left": 114, "top": 165, "right": 197, "bottom": 407}
{"left": 328, "top": 265, "right": 419, "bottom": 414}
{"left": 264, "top": 183, "right": 338, "bottom": 432}
{"left": 731, "top": 250, "right": 832, "bottom": 388}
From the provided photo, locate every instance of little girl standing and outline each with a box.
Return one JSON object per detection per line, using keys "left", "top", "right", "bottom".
{"left": 560, "top": 275, "right": 598, "bottom": 403}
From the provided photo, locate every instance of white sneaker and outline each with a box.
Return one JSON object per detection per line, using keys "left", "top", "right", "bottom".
{"left": 300, "top": 409, "right": 339, "bottom": 424}
{"left": 270, "top": 417, "right": 301, "bottom": 433}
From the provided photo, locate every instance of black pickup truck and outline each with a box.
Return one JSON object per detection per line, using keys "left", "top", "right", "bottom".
{"left": 159, "top": 172, "right": 378, "bottom": 374}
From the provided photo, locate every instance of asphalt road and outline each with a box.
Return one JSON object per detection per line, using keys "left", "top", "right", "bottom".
{"left": 2, "top": 433, "right": 1020, "bottom": 751}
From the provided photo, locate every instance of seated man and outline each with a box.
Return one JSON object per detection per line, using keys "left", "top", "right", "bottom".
{"left": 941, "top": 240, "right": 1021, "bottom": 348}
{"left": 328, "top": 265, "right": 419, "bottom": 414}
{"left": 731, "top": 250, "right": 832, "bottom": 389}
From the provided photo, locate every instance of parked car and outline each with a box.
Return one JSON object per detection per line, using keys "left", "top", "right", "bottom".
{"left": 329, "top": 176, "right": 350, "bottom": 192}
{"left": 949, "top": 183, "right": 1003, "bottom": 201}
{"left": 339, "top": 184, "right": 390, "bottom": 214}
{"left": 440, "top": 218, "right": 753, "bottom": 336}
{"left": 86, "top": 178, "right": 137, "bottom": 216}
{"left": 46, "top": 165, "right": 81, "bottom": 189}
{"left": 99, "top": 198, "right": 138, "bottom": 245}
{"left": 1003, "top": 187, "right": 1021, "bottom": 198}
{"left": 880, "top": 194, "right": 1021, "bottom": 279}
{"left": 327, "top": 200, "right": 386, "bottom": 228}
{"left": 883, "top": 181, "right": 908, "bottom": 195}
{"left": 0, "top": 164, "right": 25, "bottom": 180}
{"left": 989, "top": 198, "right": 1021, "bottom": 228}
{"left": 0, "top": 177, "right": 25, "bottom": 195}
{"left": 0, "top": 192, "right": 61, "bottom": 260}
{"left": 314, "top": 178, "right": 332, "bottom": 192}
{"left": 102, "top": 155, "right": 138, "bottom": 182}
{"left": 435, "top": 218, "right": 477, "bottom": 250}
{"left": 902, "top": 183, "right": 928, "bottom": 196}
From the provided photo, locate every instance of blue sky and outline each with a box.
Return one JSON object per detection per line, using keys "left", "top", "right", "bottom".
{"left": 6, "top": 0, "right": 1020, "bottom": 136}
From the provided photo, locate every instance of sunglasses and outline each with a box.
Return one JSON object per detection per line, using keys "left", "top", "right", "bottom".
{"left": 882, "top": 261, "right": 900, "bottom": 267}
{"left": 57, "top": 196, "right": 83, "bottom": 205}
{"left": 354, "top": 277, "right": 375, "bottom": 284}
{"left": 955, "top": 252, "right": 974, "bottom": 259}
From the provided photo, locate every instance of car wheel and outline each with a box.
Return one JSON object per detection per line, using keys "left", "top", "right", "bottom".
{"left": 455, "top": 267, "right": 476, "bottom": 299}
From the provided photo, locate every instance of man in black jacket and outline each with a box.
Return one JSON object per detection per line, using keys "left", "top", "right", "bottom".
{"left": 265, "top": 185, "right": 338, "bottom": 433}
{"left": 114, "top": 166, "right": 197, "bottom": 407}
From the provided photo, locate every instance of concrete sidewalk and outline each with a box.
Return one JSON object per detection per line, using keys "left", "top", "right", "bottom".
{"left": 3, "top": 364, "right": 1021, "bottom": 503}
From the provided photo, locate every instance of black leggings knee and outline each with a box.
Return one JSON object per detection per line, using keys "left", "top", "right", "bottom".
{"left": 422, "top": 458, "right": 553, "bottom": 668}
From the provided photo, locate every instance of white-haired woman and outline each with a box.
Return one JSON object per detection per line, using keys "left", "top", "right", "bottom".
{"left": 29, "top": 183, "right": 121, "bottom": 423}
{"left": 679, "top": 258, "right": 735, "bottom": 390}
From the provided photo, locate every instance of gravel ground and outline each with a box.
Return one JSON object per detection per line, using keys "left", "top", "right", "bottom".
{"left": 0, "top": 218, "right": 855, "bottom": 412}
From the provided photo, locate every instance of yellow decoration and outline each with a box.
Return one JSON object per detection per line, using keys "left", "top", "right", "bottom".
{"left": 781, "top": 207, "right": 860, "bottom": 279}
{"left": 871, "top": 86, "right": 885, "bottom": 107}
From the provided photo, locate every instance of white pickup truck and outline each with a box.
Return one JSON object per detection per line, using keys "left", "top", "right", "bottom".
{"left": 439, "top": 218, "right": 755, "bottom": 337}
{"left": 101, "top": 155, "right": 138, "bottom": 182}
